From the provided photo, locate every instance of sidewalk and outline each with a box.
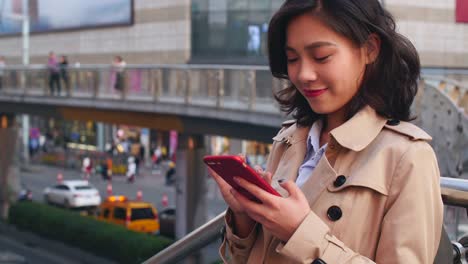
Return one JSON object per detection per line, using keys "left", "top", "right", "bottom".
{"left": 0, "top": 221, "right": 116, "bottom": 264}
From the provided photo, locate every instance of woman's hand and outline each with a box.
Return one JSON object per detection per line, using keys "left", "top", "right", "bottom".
{"left": 231, "top": 176, "right": 310, "bottom": 242}
{"left": 207, "top": 156, "right": 272, "bottom": 215}
{"left": 208, "top": 166, "right": 247, "bottom": 214}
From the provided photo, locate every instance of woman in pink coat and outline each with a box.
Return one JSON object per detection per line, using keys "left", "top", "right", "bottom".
{"left": 209, "top": 0, "right": 450, "bottom": 263}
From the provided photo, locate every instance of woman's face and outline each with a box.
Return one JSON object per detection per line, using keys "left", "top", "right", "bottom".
{"left": 286, "top": 13, "right": 368, "bottom": 117}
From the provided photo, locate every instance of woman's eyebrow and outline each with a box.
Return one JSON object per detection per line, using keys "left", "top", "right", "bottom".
{"left": 305, "top": 41, "right": 337, "bottom": 50}
{"left": 285, "top": 41, "right": 336, "bottom": 52}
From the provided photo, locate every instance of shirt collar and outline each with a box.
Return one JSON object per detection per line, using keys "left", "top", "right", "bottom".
{"left": 330, "top": 105, "right": 387, "bottom": 152}
{"left": 306, "top": 119, "right": 323, "bottom": 153}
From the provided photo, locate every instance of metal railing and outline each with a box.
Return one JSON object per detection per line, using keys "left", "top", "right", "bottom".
{"left": 143, "top": 177, "right": 468, "bottom": 264}
{"left": 143, "top": 211, "right": 225, "bottom": 264}
{"left": 0, "top": 64, "right": 287, "bottom": 114}
{"left": 422, "top": 74, "right": 468, "bottom": 115}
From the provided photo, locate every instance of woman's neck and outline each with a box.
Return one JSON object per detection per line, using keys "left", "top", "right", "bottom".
{"left": 319, "top": 109, "right": 347, "bottom": 147}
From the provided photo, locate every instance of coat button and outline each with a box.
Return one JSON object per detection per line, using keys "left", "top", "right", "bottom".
{"left": 327, "top": 206, "right": 342, "bottom": 221}
{"left": 333, "top": 175, "right": 346, "bottom": 187}
{"left": 386, "top": 119, "right": 400, "bottom": 126}
{"left": 311, "top": 258, "right": 327, "bottom": 264}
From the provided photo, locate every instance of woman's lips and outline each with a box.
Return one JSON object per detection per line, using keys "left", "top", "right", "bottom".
{"left": 303, "top": 88, "right": 327, "bottom": 98}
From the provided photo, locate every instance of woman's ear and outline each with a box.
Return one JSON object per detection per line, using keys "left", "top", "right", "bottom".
{"left": 365, "top": 34, "right": 381, "bottom": 64}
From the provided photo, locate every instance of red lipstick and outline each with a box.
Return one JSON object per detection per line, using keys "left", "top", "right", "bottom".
{"left": 303, "top": 88, "right": 327, "bottom": 98}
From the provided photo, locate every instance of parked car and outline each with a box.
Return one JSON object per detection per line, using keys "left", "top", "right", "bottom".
{"left": 43, "top": 180, "right": 101, "bottom": 209}
{"left": 159, "top": 207, "right": 175, "bottom": 238}
{"left": 96, "top": 195, "right": 160, "bottom": 235}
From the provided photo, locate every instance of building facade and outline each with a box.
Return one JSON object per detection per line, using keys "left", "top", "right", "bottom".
{"left": 0, "top": 0, "right": 467, "bottom": 68}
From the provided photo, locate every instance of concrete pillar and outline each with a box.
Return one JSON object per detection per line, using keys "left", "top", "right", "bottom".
{"left": 21, "top": 115, "right": 29, "bottom": 164}
{"left": 140, "top": 128, "right": 150, "bottom": 165}
{"left": 175, "top": 133, "right": 207, "bottom": 263}
{"left": 229, "top": 138, "right": 243, "bottom": 155}
{"left": 97, "top": 122, "right": 105, "bottom": 151}
{"left": 0, "top": 114, "right": 18, "bottom": 220}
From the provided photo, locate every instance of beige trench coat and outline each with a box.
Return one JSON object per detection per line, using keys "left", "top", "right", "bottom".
{"left": 220, "top": 106, "right": 444, "bottom": 263}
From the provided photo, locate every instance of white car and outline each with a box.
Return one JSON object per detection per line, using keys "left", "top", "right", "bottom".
{"left": 43, "top": 180, "right": 101, "bottom": 208}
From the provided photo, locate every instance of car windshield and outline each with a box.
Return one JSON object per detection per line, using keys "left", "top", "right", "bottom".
{"left": 131, "top": 207, "right": 155, "bottom": 221}
{"left": 75, "top": 186, "right": 92, "bottom": 190}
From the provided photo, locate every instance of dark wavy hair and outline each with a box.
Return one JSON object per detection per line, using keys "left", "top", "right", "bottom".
{"left": 268, "top": 0, "right": 420, "bottom": 126}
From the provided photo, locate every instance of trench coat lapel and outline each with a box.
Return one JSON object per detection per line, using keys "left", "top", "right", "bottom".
{"left": 271, "top": 125, "right": 309, "bottom": 197}
{"left": 299, "top": 154, "right": 337, "bottom": 206}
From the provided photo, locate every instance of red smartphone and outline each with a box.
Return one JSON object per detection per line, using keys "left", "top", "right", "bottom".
{"left": 204, "top": 155, "right": 281, "bottom": 203}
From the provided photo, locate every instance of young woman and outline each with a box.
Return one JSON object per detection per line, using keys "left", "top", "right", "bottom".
{"left": 209, "top": 0, "right": 449, "bottom": 263}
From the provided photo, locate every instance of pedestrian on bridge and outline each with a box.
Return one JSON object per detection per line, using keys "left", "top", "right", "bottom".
{"left": 112, "top": 55, "right": 126, "bottom": 92}
{"left": 59, "top": 55, "right": 70, "bottom": 96}
{"left": 210, "top": 1, "right": 450, "bottom": 263}
{"left": 47, "top": 52, "right": 61, "bottom": 96}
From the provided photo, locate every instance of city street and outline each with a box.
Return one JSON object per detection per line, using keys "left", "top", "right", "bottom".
{"left": 0, "top": 236, "right": 71, "bottom": 264}
{"left": 16, "top": 162, "right": 227, "bottom": 263}
{"left": 0, "top": 226, "right": 114, "bottom": 264}
{"left": 19, "top": 163, "right": 228, "bottom": 220}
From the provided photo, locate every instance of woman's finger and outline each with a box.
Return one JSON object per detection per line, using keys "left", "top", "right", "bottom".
{"left": 231, "top": 188, "right": 265, "bottom": 215}
{"left": 208, "top": 167, "right": 232, "bottom": 192}
{"left": 233, "top": 176, "right": 275, "bottom": 205}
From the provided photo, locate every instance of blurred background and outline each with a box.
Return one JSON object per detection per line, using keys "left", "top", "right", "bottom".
{"left": 0, "top": 0, "right": 466, "bottom": 263}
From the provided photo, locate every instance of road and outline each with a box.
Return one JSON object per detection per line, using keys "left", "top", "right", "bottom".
{"left": 18, "top": 162, "right": 227, "bottom": 263}
{"left": 0, "top": 234, "right": 82, "bottom": 264}
{"left": 20, "top": 163, "right": 228, "bottom": 220}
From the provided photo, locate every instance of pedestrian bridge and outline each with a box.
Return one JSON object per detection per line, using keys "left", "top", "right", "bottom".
{"left": 0, "top": 64, "right": 290, "bottom": 142}
{"left": 0, "top": 64, "right": 466, "bottom": 174}
{"left": 0, "top": 64, "right": 467, "bottom": 263}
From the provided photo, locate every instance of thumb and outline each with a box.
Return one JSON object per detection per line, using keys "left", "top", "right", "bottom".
{"left": 278, "top": 179, "right": 298, "bottom": 198}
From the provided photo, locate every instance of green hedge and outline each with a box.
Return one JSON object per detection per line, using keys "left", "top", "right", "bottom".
{"left": 8, "top": 202, "right": 173, "bottom": 264}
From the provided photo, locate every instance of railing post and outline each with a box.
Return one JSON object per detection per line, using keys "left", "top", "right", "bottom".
{"left": 121, "top": 70, "right": 128, "bottom": 100}
{"left": 20, "top": 69, "right": 27, "bottom": 95}
{"left": 154, "top": 68, "right": 162, "bottom": 102}
{"left": 185, "top": 69, "right": 191, "bottom": 105}
{"left": 248, "top": 70, "right": 256, "bottom": 110}
{"left": 216, "top": 69, "right": 224, "bottom": 108}
{"left": 93, "top": 70, "right": 99, "bottom": 99}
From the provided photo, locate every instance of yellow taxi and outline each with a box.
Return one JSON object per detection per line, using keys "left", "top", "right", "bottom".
{"left": 97, "top": 195, "right": 160, "bottom": 235}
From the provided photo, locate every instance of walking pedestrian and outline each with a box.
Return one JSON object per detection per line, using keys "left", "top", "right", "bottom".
{"left": 112, "top": 55, "right": 126, "bottom": 92}
{"left": 47, "top": 52, "right": 61, "bottom": 96}
{"left": 59, "top": 55, "right": 70, "bottom": 96}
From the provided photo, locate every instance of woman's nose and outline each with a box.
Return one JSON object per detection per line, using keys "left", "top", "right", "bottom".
{"left": 297, "top": 61, "right": 318, "bottom": 84}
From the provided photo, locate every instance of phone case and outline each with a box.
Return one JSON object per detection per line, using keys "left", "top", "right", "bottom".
{"left": 204, "top": 155, "right": 281, "bottom": 203}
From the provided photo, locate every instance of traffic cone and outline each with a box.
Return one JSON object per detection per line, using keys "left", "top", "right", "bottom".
{"left": 106, "top": 182, "right": 113, "bottom": 196}
{"left": 57, "top": 172, "right": 63, "bottom": 184}
{"left": 161, "top": 193, "right": 168, "bottom": 208}
{"left": 136, "top": 189, "right": 143, "bottom": 201}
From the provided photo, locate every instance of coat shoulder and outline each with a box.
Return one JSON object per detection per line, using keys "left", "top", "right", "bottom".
{"left": 272, "top": 120, "right": 297, "bottom": 142}
{"left": 281, "top": 119, "right": 296, "bottom": 127}
{"left": 383, "top": 120, "right": 432, "bottom": 141}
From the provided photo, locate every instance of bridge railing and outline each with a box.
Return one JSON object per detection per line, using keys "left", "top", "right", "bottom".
{"left": 0, "top": 64, "right": 286, "bottom": 114}
{"left": 422, "top": 74, "right": 468, "bottom": 115}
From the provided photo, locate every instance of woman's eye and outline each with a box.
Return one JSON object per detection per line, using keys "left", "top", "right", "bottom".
{"left": 287, "top": 58, "right": 298, "bottom": 63}
{"left": 315, "top": 55, "right": 331, "bottom": 62}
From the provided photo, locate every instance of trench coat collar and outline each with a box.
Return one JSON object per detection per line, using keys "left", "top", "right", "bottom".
{"left": 330, "top": 105, "right": 387, "bottom": 152}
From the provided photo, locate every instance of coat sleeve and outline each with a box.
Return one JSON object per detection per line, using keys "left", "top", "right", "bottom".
{"left": 219, "top": 209, "right": 260, "bottom": 263}
{"left": 219, "top": 128, "right": 287, "bottom": 263}
{"left": 275, "top": 141, "right": 443, "bottom": 263}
